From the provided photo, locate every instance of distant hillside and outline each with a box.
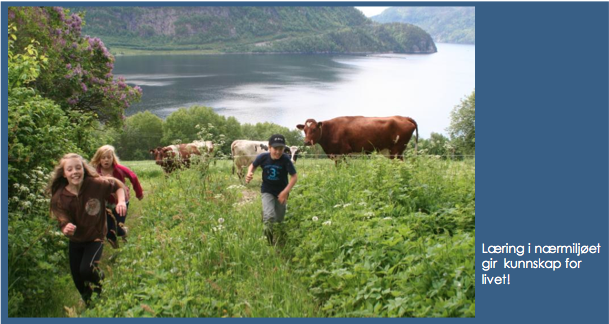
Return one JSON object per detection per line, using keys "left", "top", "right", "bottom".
{"left": 69, "top": 6, "right": 437, "bottom": 54}
{"left": 371, "top": 7, "right": 475, "bottom": 44}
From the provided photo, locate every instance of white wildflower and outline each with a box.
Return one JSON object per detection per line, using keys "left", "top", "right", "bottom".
{"left": 312, "top": 216, "right": 318, "bottom": 222}
{"left": 322, "top": 220, "right": 332, "bottom": 226}
{"left": 343, "top": 203, "right": 352, "bottom": 208}
{"left": 383, "top": 217, "right": 392, "bottom": 220}
{"left": 218, "top": 218, "right": 225, "bottom": 224}
{"left": 364, "top": 211, "right": 375, "bottom": 217}
{"left": 214, "top": 194, "right": 223, "bottom": 199}
{"left": 333, "top": 204, "right": 342, "bottom": 208}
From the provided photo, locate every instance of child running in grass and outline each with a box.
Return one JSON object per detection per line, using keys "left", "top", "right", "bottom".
{"left": 246, "top": 134, "right": 298, "bottom": 245}
{"left": 47, "top": 153, "right": 127, "bottom": 305}
{"left": 90, "top": 145, "right": 144, "bottom": 248}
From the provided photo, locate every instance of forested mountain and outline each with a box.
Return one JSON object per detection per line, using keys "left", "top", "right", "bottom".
{"left": 68, "top": 6, "right": 436, "bottom": 54}
{"left": 371, "top": 7, "right": 475, "bottom": 44}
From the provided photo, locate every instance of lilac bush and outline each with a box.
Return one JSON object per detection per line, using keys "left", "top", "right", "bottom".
{"left": 8, "top": 6, "right": 142, "bottom": 126}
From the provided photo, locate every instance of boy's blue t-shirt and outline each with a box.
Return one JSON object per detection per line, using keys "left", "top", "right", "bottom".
{"left": 252, "top": 152, "right": 297, "bottom": 197}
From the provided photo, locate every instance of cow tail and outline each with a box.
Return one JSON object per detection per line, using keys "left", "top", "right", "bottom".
{"left": 407, "top": 117, "right": 418, "bottom": 155}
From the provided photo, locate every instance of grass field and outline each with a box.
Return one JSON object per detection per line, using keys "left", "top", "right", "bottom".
{"left": 61, "top": 155, "right": 474, "bottom": 317}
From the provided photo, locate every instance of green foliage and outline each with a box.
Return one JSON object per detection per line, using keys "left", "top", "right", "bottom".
{"left": 84, "top": 162, "right": 320, "bottom": 317}
{"left": 11, "top": 152, "right": 474, "bottom": 317}
{"left": 372, "top": 7, "right": 475, "bottom": 45}
{"left": 161, "top": 106, "right": 242, "bottom": 156}
{"left": 240, "top": 122, "right": 303, "bottom": 146}
{"left": 8, "top": 25, "right": 97, "bottom": 195}
{"left": 75, "top": 155, "right": 474, "bottom": 318}
{"left": 109, "top": 108, "right": 303, "bottom": 161}
{"left": 447, "top": 90, "right": 475, "bottom": 156}
{"left": 8, "top": 168, "right": 74, "bottom": 317}
{"left": 418, "top": 132, "right": 450, "bottom": 157}
{"left": 8, "top": 7, "right": 142, "bottom": 126}
{"left": 286, "top": 155, "right": 475, "bottom": 317}
{"left": 70, "top": 7, "right": 435, "bottom": 54}
{"left": 115, "top": 111, "right": 163, "bottom": 160}
{"left": 7, "top": 22, "right": 133, "bottom": 317}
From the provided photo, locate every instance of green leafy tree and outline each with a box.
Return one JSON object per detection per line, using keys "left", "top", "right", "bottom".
{"left": 418, "top": 132, "right": 449, "bottom": 157}
{"left": 114, "top": 111, "right": 163, "bottom": 160}
{"left": 240, "top": 122, "right": 303, "bottom": 146}
{"left": 219, "top": 116, "right": 243, "bottom": 156}
{"left": 447, "top": 90, "right": 475, "bottom": 156}
{"left": 8, "top": 24, "right": 97, "bottom": 196}
{"left": 162, "top": 106, "right": 226, "bottom": 144}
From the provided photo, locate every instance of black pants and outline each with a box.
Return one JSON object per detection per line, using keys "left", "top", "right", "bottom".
{"left": 68, "top": 241, "right": 104, "bottom": 302}
{"left": 106, "top": 201, "right": 129, "bottom": 242}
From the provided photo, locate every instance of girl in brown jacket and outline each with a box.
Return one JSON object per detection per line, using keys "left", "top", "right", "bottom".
{"left": 48, "top": 153, "right": 127, "bottom": 304}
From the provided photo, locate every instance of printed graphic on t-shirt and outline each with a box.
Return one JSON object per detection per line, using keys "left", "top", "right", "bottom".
{"left": 265, "top": 165, "right": 283, "bottom": 181}
{"left": 85, "top": 198, "right": 101, "bottom": 216}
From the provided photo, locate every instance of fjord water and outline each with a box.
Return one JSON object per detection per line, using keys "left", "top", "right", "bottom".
{"left": 114, "top": 43, "right": 474, "bottom": 138}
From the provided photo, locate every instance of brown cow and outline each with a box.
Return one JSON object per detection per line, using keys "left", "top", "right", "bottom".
{"left": 149, "top": 142, "right": 211, "bottom": 173}
{"left": 296, "top": 116, "right": 418, "bottom": 160}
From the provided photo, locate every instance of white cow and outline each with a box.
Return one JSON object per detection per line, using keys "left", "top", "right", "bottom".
{"left": 231, "top": 140, "right": 270, "bottom": 179}
{"left": 231, "top": 140, "right": 301, "bottom": 180}
{"left": 284, "top": 146, "right": 301, "bottom": 164}
{"left": 189, "top": 140, "right": 214, "bottom": 154}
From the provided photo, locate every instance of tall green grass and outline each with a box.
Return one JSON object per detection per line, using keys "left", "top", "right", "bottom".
{"left": 78, "top": 155, "right": 474, "bottom": 317}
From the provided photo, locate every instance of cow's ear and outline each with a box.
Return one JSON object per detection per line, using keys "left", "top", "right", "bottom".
{"left": 296, "top": 124, "right": 304, "bottom": 130}
{"left": 317, "top": 122, "right": 323, "bottom": 128}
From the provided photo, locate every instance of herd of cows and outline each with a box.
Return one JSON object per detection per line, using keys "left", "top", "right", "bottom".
{"left": 148, "top": 116, "right": 419, "bottom": 177}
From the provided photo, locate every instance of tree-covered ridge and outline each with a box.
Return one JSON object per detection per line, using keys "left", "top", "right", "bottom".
{"left": 68, "top": 6, "right": 436, "bottom": 54}
{"left": 371, "top": 7, "right": 475, "bottom": 45}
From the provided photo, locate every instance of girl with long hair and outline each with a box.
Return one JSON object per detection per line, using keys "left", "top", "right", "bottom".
{"left": 47, "top": 153, "right": 127, "bottom": 304}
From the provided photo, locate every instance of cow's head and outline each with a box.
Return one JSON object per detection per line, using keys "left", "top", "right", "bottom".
{"left": 296, "top": 119, "right": 323, "bottom": 146}
{"left": 284, "top": 146, "right": 301, "bottom": 164}
{"left": 149, "top": 147, "right": 165, "bottom": 165}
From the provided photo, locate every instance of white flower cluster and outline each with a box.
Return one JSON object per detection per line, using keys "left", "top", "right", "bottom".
{"left": 322, "top": 220, "right": 332, "bottom": 226}
{"left": 211, "top": 218, "right": 225, "bottom": 232}
{"left": 333, "top": 203, "right": 353, "bottom": 209}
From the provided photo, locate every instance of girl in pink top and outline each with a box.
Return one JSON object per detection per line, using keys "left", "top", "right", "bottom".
{"left": 91, "top": 145, "right": 144, "bottom": 248}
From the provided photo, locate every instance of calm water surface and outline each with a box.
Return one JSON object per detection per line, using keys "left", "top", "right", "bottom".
{"left": 114, "top": 43, "right": 475, "bottom": 138}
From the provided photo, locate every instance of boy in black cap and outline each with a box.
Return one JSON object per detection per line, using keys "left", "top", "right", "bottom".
{"left": 246, "top": 134, "right": 298, "bottom": 244}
